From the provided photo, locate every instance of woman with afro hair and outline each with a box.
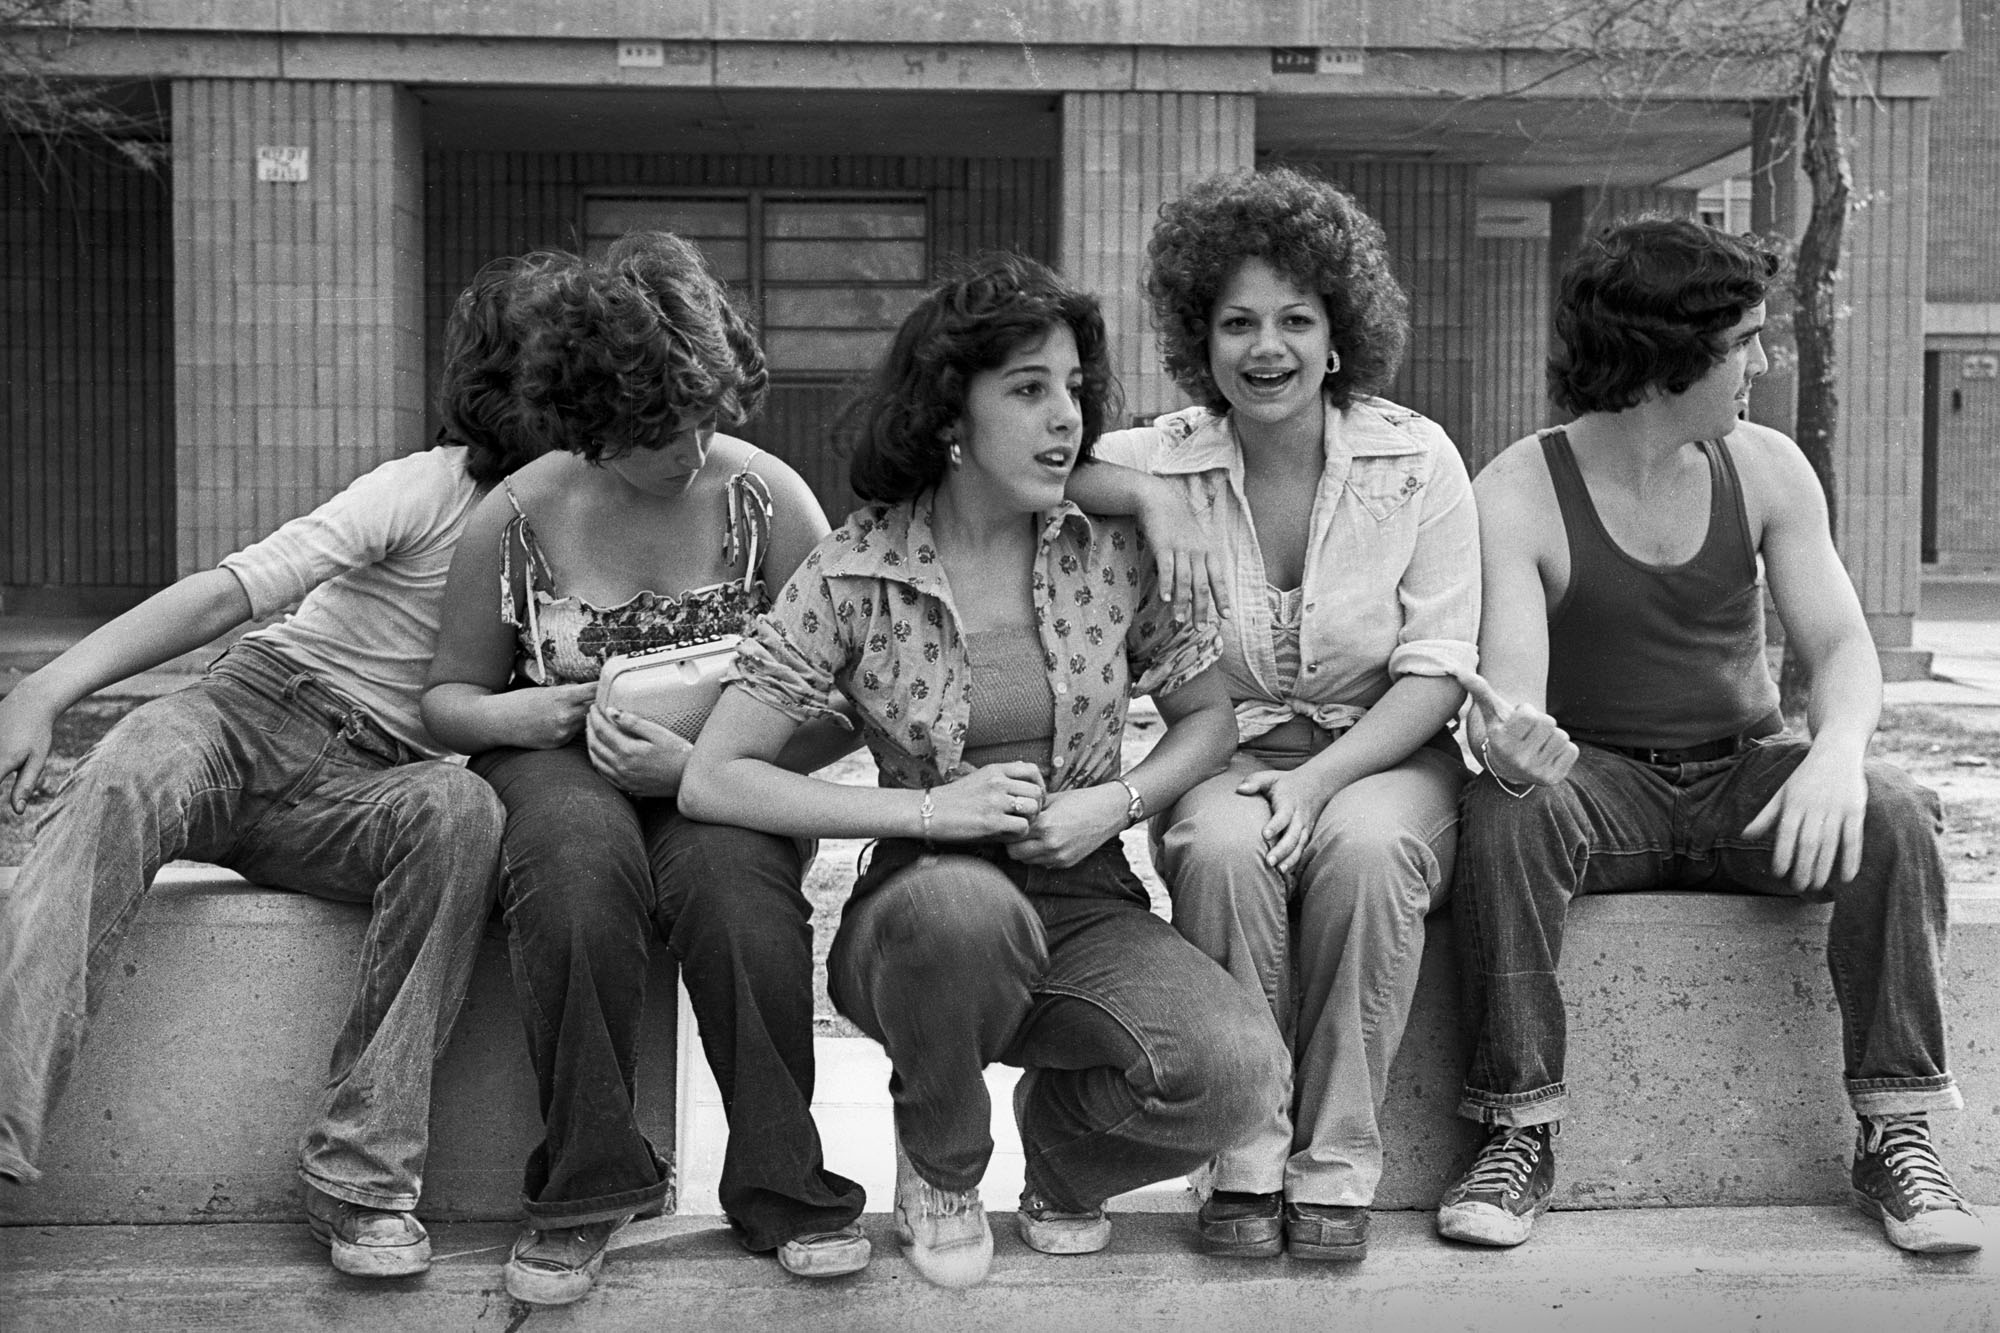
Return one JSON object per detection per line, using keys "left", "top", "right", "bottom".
{"left": 1070, "top": 165, "right": 1481, "bottom": 1262}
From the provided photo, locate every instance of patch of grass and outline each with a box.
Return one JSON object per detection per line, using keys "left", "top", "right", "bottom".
{"left": 1874, "top": 706, "right": 2000, "bottom": 876}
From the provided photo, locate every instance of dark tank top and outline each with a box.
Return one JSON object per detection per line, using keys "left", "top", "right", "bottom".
{"left": 1542, "top": 428, "right": 1781, "bottom": 751}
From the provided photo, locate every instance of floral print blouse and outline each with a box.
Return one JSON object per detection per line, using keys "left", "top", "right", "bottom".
{"left": 726, "top": 493, "right": 1220, "bottom": 794}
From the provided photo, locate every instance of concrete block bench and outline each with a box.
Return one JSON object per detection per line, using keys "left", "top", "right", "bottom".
{"left": 0, "top": 865, "right": 678, "bottom": 1225}
{"left": 2, "top": 865, "right": 1995, "bottom": 1225}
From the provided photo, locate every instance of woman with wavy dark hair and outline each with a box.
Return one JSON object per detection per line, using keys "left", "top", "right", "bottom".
{"left": 684, "top": 253, "right": 1287, "bottom": 1291}
{"left": 423, "top": 231, "right": 865, "bottom": 1306}
{"left": 1070, "top": 166, "right": 1480, "bottom": 1262}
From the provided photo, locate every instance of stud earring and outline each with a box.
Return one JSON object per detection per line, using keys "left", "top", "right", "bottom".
{"left": 948, "top": 441, "right": 963, "bottom": 467}
{"left": 1326, "top": 349, "right": 1342, "bottom": 376}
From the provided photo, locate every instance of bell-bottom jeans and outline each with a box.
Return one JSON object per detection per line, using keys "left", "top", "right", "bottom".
{"left": 1452, "top": 735, "right": 1961, "bottom": 1127}
{"left": 828, "top": 835, "right": 1290, "bottom": 1214}
{"left": 474, "top": 740, "right": 863, "bottom": 1249}
{"left": 1158, "top": 735, "right": 1465, "bottom": 1206}
{"left": 0, "top": 642, "right": 503, "bottom": 1210}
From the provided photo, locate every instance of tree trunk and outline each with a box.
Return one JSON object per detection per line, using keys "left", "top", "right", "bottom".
{"left": 1779, "top": 0, "right": 1854, "bottom": 719}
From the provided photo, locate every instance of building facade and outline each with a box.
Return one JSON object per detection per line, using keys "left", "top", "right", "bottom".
{"left": 0, "top": 0, "right": 1963, "bottom": 662}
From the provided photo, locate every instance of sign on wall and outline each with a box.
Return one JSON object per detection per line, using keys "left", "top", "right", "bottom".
{"left": 256, "top": 146, "right": 309, "bottom": 183}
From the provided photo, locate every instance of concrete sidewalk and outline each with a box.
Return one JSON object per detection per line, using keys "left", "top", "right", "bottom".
{"left": 4, "top": 1208, "right": 1994, "bottom": 1332}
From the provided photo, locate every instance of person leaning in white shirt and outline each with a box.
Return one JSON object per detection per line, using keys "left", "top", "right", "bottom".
{"left": 0, "top": 250, "right": 573, "bottom": 1278}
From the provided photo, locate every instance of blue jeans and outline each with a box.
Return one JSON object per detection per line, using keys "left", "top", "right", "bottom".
{"left": 475, "top": 741, "right": 863, "bottom": 1246}
{"left": 1452, "top": 735, "right": 1961, "bottom": 1126}
{"left": 1158, "top": 732, "right": 1464, "bottom": 1205}
{"left": 828, "top": 837, "right": 1290, "bottom": 1213}
{"left": 0, "top": 642, "right": 503, "bottom": 1208}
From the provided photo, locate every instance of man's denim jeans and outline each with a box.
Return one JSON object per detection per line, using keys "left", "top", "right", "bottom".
{"left": 1453, "top": 735, "right": 1961, "bottom": 1127}
{"left": 475, "top": 741, "right": 864, "bottom": 1247}
{"left": 0, "top": 643, "right": 504, "bottom": 1208}
{"left": 828, "top": 837, "right": 1290, "bottom": 1213}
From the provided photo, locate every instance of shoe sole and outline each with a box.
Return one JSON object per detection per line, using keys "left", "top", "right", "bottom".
{"left": 1016, "top": 1214, "right": 1113, "bottom": 1255}
{"left": 1852, "top": 1189, "right": 1986, "bottom": 1254}
{"left": 777, "top": 1238, "right": 873, "bottom": 1278}
{"left": 1196, "top": 1226, "right": 1284, "bottom": 1259}
{"left": 307, "top": 1215, "right": 431, "bottom": 1278}
{"left": 1435, "top": 1197, "right": 1549, "bottom": 1248}
{"left": 895, "top": 1216, "right": 994, "bottom": 1289}
{"left": 504, "top": 1253, "right": 605, "bottom": 1305}
{"left": 1288, "top": 1236, "right": 1367, "bottom": 1263}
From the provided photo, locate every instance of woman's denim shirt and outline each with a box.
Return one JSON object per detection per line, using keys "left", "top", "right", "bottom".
{"left": 1094, "top": 395, "right": 1479, "bottom": 744}
{"left": 726, "top": 492, "right": 1220, "bottom": 792}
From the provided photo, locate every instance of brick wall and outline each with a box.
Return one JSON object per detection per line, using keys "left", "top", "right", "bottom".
{"left": 172, "top": 79, "right": 423, "bottom": 575}
{"left": 1929, "top": 0, "right": 2000, "bottom": 304}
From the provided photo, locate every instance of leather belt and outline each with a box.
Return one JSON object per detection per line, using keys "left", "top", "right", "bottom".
{"left": 1595, "top": 722, "right": 1784, "bottom": 766}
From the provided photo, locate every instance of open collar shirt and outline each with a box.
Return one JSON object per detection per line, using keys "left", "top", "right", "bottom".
{"left": 726, "top": 492, "right": 1220, "bottom": 792}
{"left": 1094, "top": 395, "right": 1480, "bottom": 744}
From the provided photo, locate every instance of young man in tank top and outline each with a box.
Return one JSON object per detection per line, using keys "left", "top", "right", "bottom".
{"left": 1434, "top": 217, "right": 1982, "bottom": 1255}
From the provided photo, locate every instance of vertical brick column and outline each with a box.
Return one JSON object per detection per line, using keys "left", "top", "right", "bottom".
{"left": 1835, "top": 95, "right": 1930, "bottom": 650}
{"left": 1060, "top": 93, "right": 1255, "bottom": 422}
{"left": 172, "top": 79, "right": 423, "bottom": 573}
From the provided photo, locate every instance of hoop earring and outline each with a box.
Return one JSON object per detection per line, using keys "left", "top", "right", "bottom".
{"left": 1326, "top": 349, "right": 1342, "bottom": 376}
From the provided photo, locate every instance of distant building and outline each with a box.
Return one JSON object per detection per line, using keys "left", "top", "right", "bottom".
{"left": 1927, "top": 0, "right": 2000, "bottom": 568}
{"left": 0, "top": 0, "right": 1960, "bottom": 666}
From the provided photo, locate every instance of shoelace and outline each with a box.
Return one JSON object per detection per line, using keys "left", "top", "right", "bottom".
{"left": 1864, "top": 1115, "right": 1970, "bottom": 1210}
{"left": 917, "top": 1180, "right": 980, "bottom": 1219}
{"left": 1458, "top": 1127, "right": 1545, "bottom": 1198}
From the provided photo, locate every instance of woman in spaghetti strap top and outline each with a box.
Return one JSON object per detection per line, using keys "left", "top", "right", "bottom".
{"left": 1069, "top": 167, "right": 1481, "bottom": 1260}
{"left": 683, "top": 255, "right": 1288, "bottom": 1290}
{"left": 420, "top": 232, "right": 867, "bottom": 1304}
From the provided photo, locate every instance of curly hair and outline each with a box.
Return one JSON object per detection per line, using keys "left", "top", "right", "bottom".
{"left": 1549, "top": 216, "right": 1780, "bottom": 415}
{"left": 515, "top": 230, "right": 763, "bottom": 462}
{"left": 1147, "top": 166, "right": 1409, "bottom": 412}
{"left": 435, "top": 250, "right": 579, "bottom": 487}
{"left": 844, "top": 253, "right": 1119, "bottom": 505}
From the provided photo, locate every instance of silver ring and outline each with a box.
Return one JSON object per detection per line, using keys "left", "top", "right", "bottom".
{"left": 1015, "top": 796, "right": 1031, "bottom": 816}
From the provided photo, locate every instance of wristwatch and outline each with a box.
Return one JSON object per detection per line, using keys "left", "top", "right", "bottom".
{"left": 1114, "top": 776, "right": 1146, "bottom": 828}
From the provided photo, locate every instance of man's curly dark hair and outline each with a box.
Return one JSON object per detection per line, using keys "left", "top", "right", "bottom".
{"left": 1549, "top": 216, "right": 1780, "bottom": 415}
{"left": 844, "top": 252, "right": 1118, "bottom": 505}
{"left": 1147, "top": 166, "right": 1409, "bottom": 412}
{"left": 435, "top": 250, "right": 579, "bottom": 486}
{"left": 516, "top": 230, "right": 762, "bottom": 462}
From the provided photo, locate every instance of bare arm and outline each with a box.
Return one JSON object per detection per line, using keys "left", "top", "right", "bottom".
{"left": 1008, "top": 664, "right": 1236, "bottom": 869}
{"left": 1461, "top": 441, "right": 1577, "bottom": 786}
{"left": 1067, "top": 458, "right": 1230, "bottom": 625}
{"left": 681, "top": 686, "right": 1046, "bottom": 841}
{"left": 420, "top": 486, "right": 594, "bottom": 754}
{"left": 1737, "top": 425, "right": 1878, "bottom": 889}
{"left": 0, "top": 569, "right": 254, "bottom": 812}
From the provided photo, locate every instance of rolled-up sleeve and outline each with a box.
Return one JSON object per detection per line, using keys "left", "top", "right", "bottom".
{"left": 1388, "top": 428, "right": 1481, "bottom": 682}
{"left": 724, "top": 556, "right": 851, "bottom": 725}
